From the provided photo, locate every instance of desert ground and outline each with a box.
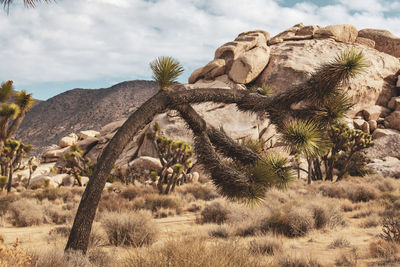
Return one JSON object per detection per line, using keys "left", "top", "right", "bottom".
{"left": 1, "top": 174, "right": 400, "bottom": 267}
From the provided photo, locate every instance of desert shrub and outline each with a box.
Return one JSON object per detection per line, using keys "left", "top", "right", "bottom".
{"left": 360, "top": 216, "right": 380, "bottom": 228}
{"left": 87, "top": 247, "right": 113, "bottom": 267}
{"left": 249, "top": 237, "right": 282, "bottom": 255}
{"left": 141, "top": 194, "right": 182, "bottom": 213}
{"left": 234, "top": 221, "right": 261, "bottom": 237}
{"left": 262, "top": 208, "right": 314, "bottom": 237}
{"left": 351, "top": 209, "right": 372, "bottom": 219}
{"left": 347, "top": 185, "right": 377, "bottom": 202}
{"left": 101, "top": 210, "right": 158, "bottom": 247}
{"left": 340, "top": 200, "right": 354, "bottom": 212}
{"left": 9, "top": 199, "right": 44, "bottom": 227}
{"left": 209, "top": 225, "right": 230, "bottom": 238}
{"left": 98, "top": 194, "right": 133, "bottom": 213}
{"left": 275, "top": 252, "right": 322, "bottom": 267}
{"left": 380, "top": 210, "right": 400, "bottom": 243}
{"left": 44, "top": 204, "right": 73, "bottom": 224}
{"left": 328, "top": 237, "right": 350, "bottom": 249}
{"left": 49, "top": 226, "right": 71, "bottom": 237}
{"left": 121, "top": 185, "right": 152, "bottom": 200}
{"left": 186, "top": 202, "right": 202, "bottom": 212}
{"left": 177, "top": 182, "right": 218, "bottom": 200}
{"left": 198, "top": 201, "right": 230, "bottom": 224}
{"left": 319, "top": 183, "right": 346, "bottom": 199}
{"left": 376, "top": 179, "right": 395, "bottom": 192}
{"left": 0, "top": 240, "right": 32, "bottom": 267}
{"left": 29, "top": 248, "right": 93, "bottom": 267}
{"left": 308, "top": 204, "right": 328, "bottom": 229}
{"left": 154, "top": 208, "right": 176, "bottom": 218}
{"left": 335, "top": 248, "right": 358, "bottom": 266}
{"left": 380, "top": 192, "right": 400, "bottom": 204}
{"left": 0, "top": 197, "right": 10, "bottom": 216}
{"left": 124, "top": 237, "right": 263, "bottom": 267}
{"left": 369, "top": 240, "right": 399, "bottom": 259}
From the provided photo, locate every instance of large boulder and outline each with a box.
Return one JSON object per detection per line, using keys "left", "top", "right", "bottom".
{"left": 78, "top": 130, "right": 99, "bottom": 140}
{"left": 372, "top": 128, "right": 400, "bottom": 139}
{"left": 358, "top": 29, "right": 400, "bottom": 58}
{"left": 99, "top": 119, "right": 126, "bottom": 136}
{"left": 314, "top": 24, "right": 358, "bottom": 43}
{"left": 362, "top": 105, "right": 390, "bottom": 121}
{"left": 255, "top": 38, "right": 400, "bottom": 117}
{"left": 385, "top": 111, "right": 400, "bottom": 130}
{"left": 188, "top": 59, "right": 226, "bottom": 84}
{"left": 367, "top": 157, "right": 400, "bottom": 178}
{"left": 228, "top": 45, "right": 270, "bottom": 84}
{"left": 59, "top": 133, "right": 78, "bottom": 148}
{"left": 42, "top": 147, "right": 69, "bottom": 162}
{"left": 355, "top": 37, "right": 375, "bottom": 48}
{"left": 130, "top": 156, "right": 163, "bottom": 173}
{"left": 366, "top": 133, "right": 400, "bottom": 159}
{"left": 388, "top": 97, "right": 400, "bottom": 111}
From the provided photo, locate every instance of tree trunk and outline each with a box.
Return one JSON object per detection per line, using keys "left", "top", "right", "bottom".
{"left": 65, "top": 90, "right": 170, "bottom": 253}
{"left": 6, "top": 163, "right": 13, "bottom": 193}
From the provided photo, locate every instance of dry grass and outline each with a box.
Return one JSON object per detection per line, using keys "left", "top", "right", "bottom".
{"left": 198, "top": 200, "right": 230, "bottom": 224}
{"left": 249, "top": 236, "right": 283, "bottom": 255}
{"left": 101, "top": 210, "right": 158, "bottom": 247}
{"left": 177, "top": 182, "right": 219, "bottom": 200}
{"left": 124, "top": 237, "right": 266, "bottom": 267}
{"left": 209, "top": 225, "right": 230, "bottom": 238}
{"left": 369, "top": 240, "right": 399, "bottom": 260}
{"left": 274, "top": 252, "right": 322, "bottom": 267}
{"left": 9, "top": 199, "right": 45, "bottom": 227}
{"left": 327, "top": 237, "right": 350, "bottom": 249}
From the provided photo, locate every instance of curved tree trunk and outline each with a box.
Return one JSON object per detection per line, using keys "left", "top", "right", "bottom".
{"left": 65, "top": 90, "right": 170, "bottom": 252}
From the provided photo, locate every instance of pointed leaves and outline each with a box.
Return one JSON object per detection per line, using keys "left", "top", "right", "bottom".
{"left": 150, "top": 56, "right": 184, "bottom": 90}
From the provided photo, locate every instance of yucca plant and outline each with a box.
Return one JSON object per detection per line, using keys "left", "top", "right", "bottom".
{"left": 280, "top": 119, "right": 327, "bottom": 184}
{"left": 1, "top": 0, "right": 51, "bottom": 10}
{"left": 150, "top": 56, "right": 184, "bottom": 91}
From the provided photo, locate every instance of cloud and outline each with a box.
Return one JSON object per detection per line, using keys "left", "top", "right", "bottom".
{"left": 0, "top": 0, "right": 399, "bottom": 98}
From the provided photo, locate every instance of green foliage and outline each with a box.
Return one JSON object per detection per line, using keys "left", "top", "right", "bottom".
{"left": 147, "top": 124, "right": 194, "bottom": 194}
{"left": 13, "top": 90, "right": 35, "bottom": 110}
{"left": 249, "top": 154, "right": 295, "bottom": 190}
{"left": 0, "top": 103, "right": 20, "bottom": 119}
{"left": 280, "top": 119, "right": 327, "bottom": 158}
{"left": 311, "top": 90, "right": 353, "bottom": 126}
{"left": 0, "top": 80, "right": 13, "bottom": 102}
{"left": 62, "top": 145, "right": 93, "bottom": 186}
{"left": 150, "top": 56, "right": 184, "bottom": 90}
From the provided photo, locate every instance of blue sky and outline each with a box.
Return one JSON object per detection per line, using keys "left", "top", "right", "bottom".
{"left": 1, "top": 0, "right": 399, "bottom": 100}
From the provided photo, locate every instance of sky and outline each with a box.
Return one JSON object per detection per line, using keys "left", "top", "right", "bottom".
{"left": 1, "top": 0, "right": 399, "bottom": 100}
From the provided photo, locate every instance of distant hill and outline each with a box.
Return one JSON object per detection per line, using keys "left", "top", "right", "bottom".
{"left": 16, "top": 80, "right": 158, "bottom": 152}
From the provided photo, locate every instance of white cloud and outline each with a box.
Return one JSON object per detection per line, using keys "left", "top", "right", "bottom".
{"left": 0, "top": 0, "right": 399, "bottom": 94}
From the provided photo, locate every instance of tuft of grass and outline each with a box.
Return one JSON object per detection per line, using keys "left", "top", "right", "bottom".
{"left": 248, "top": 237, "right": 283, "bottom": 255}
{"left": 9, "top": 199, "right": 44, "bottom": 227}
{"left": 209, "top": 225, "right": 230, "bottom": 239}
{"left": 101, "top": 210, "right": 158, "bottom": 247}
{"left": 328, "top": 237, "right": 350, "bottom": 249}
{"left": 198, "top": 200, "right": 230, "bottom": 224}
{"left": 124, "top": 237, "right": 264, "bottom": 267}
{"left": 369, "top": 240, "right": 399, "bottom": 260}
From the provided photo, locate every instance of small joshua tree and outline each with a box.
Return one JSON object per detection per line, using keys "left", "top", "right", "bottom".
{"left": 146, "top": 123, "right": 194, "bottom": 194}
{"left": 62, "top": 145, "right": 93, "bottom": 186}
{"left": 0, "top": 139, "right": 33, "bottom": 192}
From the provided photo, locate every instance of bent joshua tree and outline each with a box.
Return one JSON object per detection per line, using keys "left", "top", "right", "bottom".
{"left": 66, "top": 50, "right": 368, "bottom": 253}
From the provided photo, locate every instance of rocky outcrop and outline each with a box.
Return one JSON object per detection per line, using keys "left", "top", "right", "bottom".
{"left": 367, "top": 157, "right": 400, "bottom": 178}
{"left": 59, "top": 133, "right": 78, "bottom": 148}
{"left": 385, "top": 111, "right": 400, "bottom": 130}
{"left": 358, "top": 29, "right": 400, "bottom": 58}
{"left": 314, "top": 24, "right": 358, "bottom": 43}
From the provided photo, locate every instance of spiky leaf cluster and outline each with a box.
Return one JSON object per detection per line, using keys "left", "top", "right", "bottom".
{"left": 13, "top": 90, "right": 34, "bottom": 111}
{"left": 0, "top": 103, "right": 20, "bottom": 119}
{"left": 150, "top": 56, "right": 184, "bottom": 90}
{"left": 156, "top": 136, "right": 193, "bottom": 169}
{"left": 280, "top": 119, "right": 327, "bottom": 158}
